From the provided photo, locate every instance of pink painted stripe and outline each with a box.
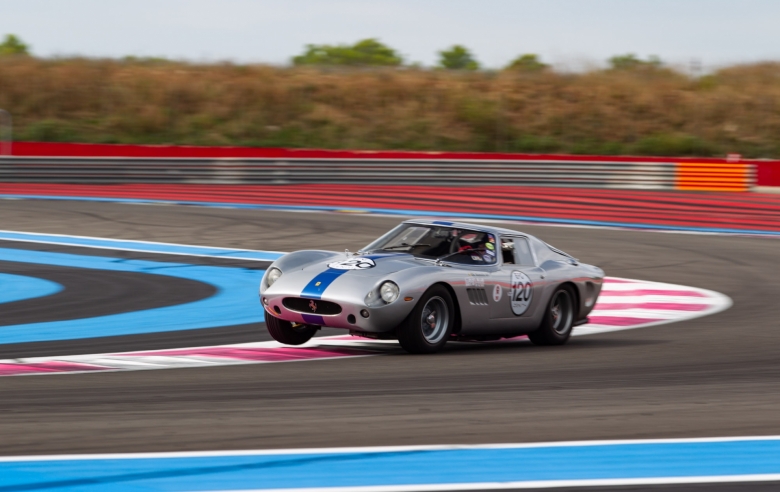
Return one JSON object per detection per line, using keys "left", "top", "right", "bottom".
{"left": 123, "top": 346, "right": 371, "bottom": 362}
{"left": 0, "top": 361, "right": 109, "bottom": 376}
{"left": 598, "top": 289, "right": 706, "bottom": 298}
{"left": 318, "top": 335, "right": 373, "bottom": 341}
{"left": 594, "top": 302, "right": 709, "bottom": 312}
{"left": 587, "top": 316, "right": 665, "bottom": 327}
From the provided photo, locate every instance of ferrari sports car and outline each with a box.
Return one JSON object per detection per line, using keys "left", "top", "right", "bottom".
{"left": 260, "top": 220, "right": 605, "bottom": 354}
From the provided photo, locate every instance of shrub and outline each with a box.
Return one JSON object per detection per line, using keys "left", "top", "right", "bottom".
{"left": 292, "top": 39, "right": 402, "bottom": 67}
{"left": 0, "top": 34, "right": 29, "bottom": 56}
{"left": 438, "top": 45, "right": 479, "bottom": 71}
{"left": 505, "top": 54, "right": 548, "bottom": 72}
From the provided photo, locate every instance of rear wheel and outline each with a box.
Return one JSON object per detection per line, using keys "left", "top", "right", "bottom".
{"left": 528, "top": 285, "right": 575, "bottom": 346}
{"left": 265, "top": 313, "right": 318, "bottom": 345}
{"left": 397, "top": 285, "right": 455, "bottom": 354}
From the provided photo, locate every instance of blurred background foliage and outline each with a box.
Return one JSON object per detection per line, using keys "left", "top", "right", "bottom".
{"left": 438, "top": 45, "right": 480, "bottom": 71}
{"left": 292, "top": 39, "right": 402, "bottom": 67}
{"left": 2, "top": 34, "right": 780, "bottom": 157}
{"left": 0, "top": 34, "right": 30, "bottom": 56}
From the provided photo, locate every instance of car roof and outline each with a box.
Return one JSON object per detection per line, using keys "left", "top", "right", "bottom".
{"left": 402, "top": 219, "right": 533, "bottom": 239}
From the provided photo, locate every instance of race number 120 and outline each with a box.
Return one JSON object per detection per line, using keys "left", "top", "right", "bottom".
{"left": 510, "top": 271, "right": 533, "bottom": 315}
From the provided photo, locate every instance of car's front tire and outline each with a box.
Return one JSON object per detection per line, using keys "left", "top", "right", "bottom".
{"left": 396, "top": 285, "right": 455, "bottom": 354}
{"left": 265, "top": 313, "right": 318, "bottom": 345}
{"left": 528, "top": 284, "right": 576, "bottom": 346}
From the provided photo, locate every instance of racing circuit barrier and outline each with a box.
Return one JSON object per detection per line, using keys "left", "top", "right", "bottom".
{"left": 0, "top": 142, "right": 777, "bottom": 192}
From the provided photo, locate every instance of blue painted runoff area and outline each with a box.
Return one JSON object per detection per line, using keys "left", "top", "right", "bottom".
{"left": 3, "top": 193, "right": 780, "bottom": 236}
{"left": 0, "top": 272, "right": 62, "bottom": 305}
{"left": 0, "top": 230, "right": 284, "bottom": 262}
{"left": 0, "top": 248, "right": 265, "bottom": 344}
{"left": 2, "top": 438, "right": 780, "bottom": 491}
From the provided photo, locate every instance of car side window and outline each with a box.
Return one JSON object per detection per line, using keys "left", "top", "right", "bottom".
{"left": 500, "top": 238, "right": 515, "bottom": 264}
{"left": 512, "top": 237, "right": 535, "bottom": 266}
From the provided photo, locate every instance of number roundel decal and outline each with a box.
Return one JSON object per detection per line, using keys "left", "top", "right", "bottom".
{"left": 510, "top": 271, "right": 533, "bottom": 315}
{"left": 327, "top": 258, "right": 377, "bottom": 270}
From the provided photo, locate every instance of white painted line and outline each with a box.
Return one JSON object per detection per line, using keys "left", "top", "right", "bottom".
{"left": 1, "top": 434, "right": 779, "bottom": 462}
{"left": 0, "top": 229, "right": 285, "bottom": 261}
{"left": 0, "top": 229, "right": 288, "bottom": 254}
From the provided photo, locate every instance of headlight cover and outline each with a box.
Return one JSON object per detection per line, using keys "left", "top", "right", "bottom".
{"left": 266, "top": 267, "right": 282, "bottom": 287}
{"left": 379, "top": 281, "right": 400, "bottom": 304}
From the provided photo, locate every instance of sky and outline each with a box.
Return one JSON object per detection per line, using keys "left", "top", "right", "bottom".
{"left": 2, "top": 0, "right": 780, "bottom": 70}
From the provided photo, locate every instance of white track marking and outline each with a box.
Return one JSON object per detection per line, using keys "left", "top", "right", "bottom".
{"left": 1, "top": 435, "right": 778, "bottom": 461}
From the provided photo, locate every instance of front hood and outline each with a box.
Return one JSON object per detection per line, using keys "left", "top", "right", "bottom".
{"left": 303, "top": 253, "right": 421, "bottom": 277}
{"left": 265, "top": 252, "right": 430, "bottom": 300}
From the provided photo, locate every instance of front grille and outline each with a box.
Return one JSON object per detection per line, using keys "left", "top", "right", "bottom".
{"left": 467, "top": 288, "right": 489, "bottom": 305}
{"left": 283, "top": 297, "right": 342, "bottom": 315}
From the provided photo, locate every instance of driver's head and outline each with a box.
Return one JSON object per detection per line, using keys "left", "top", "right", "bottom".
{"left": 457, "top": 232, "right": 480, "bottom": 251}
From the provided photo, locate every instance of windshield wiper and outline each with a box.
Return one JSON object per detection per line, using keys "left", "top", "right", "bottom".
{"left": 435, "top": 248, "right": 487, "bottom": 264}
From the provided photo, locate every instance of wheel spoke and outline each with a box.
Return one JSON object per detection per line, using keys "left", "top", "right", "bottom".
{"left": 551, "top": 291, "right": 572, "bottom": 335}
{"left": 420, "top": 297, "right": 449, "bottom": 343}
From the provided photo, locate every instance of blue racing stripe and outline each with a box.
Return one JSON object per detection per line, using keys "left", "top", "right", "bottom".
{"left": 301, "top": 314, "right": 326, "bottom": 325}
{"left": 300, "top": 270, "right": 350, "bottom": 299}
{"left": 299, "top": 254, "right": 403, "bottom": 299}
{"left": 2, "top": 438, "right": 780, "bottom": 491}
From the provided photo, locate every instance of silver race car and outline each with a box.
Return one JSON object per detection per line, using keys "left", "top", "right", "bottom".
{"left": 260, "top": 220, "right": 604, "bottom": 354}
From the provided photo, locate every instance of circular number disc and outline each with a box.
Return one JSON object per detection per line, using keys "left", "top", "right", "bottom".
{"left": 510, "top": 271, "right": 533, "bottom": 315}
{"left": 327, "top": 258, "right": 377, "bottom": 270}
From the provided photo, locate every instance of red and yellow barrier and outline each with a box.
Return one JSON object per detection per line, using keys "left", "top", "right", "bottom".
{"left": 675, "top": 162, "right": 751, "bottom": 192}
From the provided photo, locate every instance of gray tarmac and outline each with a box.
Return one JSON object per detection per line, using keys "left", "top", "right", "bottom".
{"left": 0, "top": 198, "right": 779, "bottom": 490}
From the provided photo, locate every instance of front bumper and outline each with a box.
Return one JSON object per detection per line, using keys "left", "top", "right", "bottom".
{"left": 260, "top": 293, "right": 411, "bottom": 333}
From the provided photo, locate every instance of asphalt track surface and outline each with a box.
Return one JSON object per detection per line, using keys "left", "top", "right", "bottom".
{"left": 1, "top": 199, "right": 780, "bottom": 490}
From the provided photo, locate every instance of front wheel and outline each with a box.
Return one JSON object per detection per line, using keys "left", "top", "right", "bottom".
{"left": 396, "top": 285, "right": 455, "bottom": 354}
{"left": 265, "top": 313, "right": 318, "bottom": 345}
{"left": 528, "top": 285, "right": 575, "bottom": 346}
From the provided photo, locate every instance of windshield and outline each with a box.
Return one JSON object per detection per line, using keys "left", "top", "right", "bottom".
{"left": 363, "top": 224, "right": 497, "bottom": 265}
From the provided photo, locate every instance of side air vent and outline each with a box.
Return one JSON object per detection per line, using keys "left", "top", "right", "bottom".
{"left": 466, "top": 288, "right": 489, "bottom": 306}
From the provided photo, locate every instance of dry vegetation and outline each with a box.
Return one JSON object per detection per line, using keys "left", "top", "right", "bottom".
{"left": 1, "top": 57, "right": 780, "bottom": 157}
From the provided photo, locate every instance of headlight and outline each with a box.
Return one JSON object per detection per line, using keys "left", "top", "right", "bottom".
{"left": 266, "top": 267, "right": 282, "bottom": 287}
{"left": 379, "top": 281, "right": 400, "bottom": 304}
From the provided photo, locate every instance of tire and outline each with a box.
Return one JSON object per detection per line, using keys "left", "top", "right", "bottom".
{"left": 528, "top": 284, "right": 576, "bottom": 346}
{"left": 396, "top": 285, "right": 455, "bottom": 354}
{"left": 265, "top": 313, "right": 318, "bottom": 345}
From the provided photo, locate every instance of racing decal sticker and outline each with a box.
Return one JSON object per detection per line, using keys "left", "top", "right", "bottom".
{"left": 327, "top": 258, "right": 376, "bottom": 270}
{"left": 493, "top": 284, "right": 502, "bottom": 302}
{"left": 485, "top": 242, "right": 495, "bottom": 251}
{"left": 466, "top": 276, "right": 485, "bottom": 287}
{"left": 510, "top": 271, "right": 533, "bottom": 315}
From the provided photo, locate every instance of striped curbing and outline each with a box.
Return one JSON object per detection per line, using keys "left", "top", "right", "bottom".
{"left": 0, "top": 277, "right": 730, "bottom": 377}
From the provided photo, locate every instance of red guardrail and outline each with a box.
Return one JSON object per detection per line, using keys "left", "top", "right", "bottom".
{"left": 7, "top": 142, "right": 780, "bottom": 189}
{"left": 3, "top": 183, "right": 779, "bottom": 234}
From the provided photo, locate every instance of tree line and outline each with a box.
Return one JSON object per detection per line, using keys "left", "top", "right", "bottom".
{"left": 1, "top": 34, "right": 664, "bottom": 72}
